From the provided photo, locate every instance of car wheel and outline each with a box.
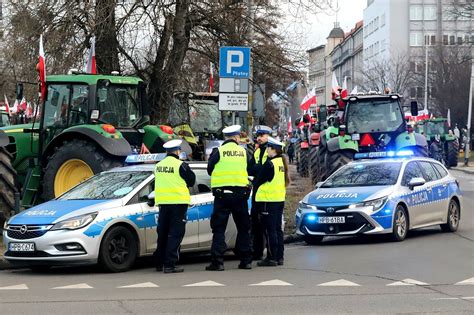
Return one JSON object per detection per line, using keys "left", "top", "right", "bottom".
{"left": 303, "top": 235, "right": 324, "bottom": 245}
{"left": 440, "top": 199, "right": 460, "bottom": 232}
{"left": 99, "top": 226, "right": 138, "bottom": 273}
{"left": 390, "top": 206, "right": 408, "bottom": 242}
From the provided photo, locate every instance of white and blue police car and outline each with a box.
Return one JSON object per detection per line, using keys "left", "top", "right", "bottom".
{"left": 296, "top": 151, "right": 463, "bottom": 244}
{"left": 3, "top": 154, "right": 240, "bottom": 272}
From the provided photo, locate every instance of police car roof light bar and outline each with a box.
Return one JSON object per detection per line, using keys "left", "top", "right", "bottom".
{"left": 125, "top": 153, "right": 166, "bottom": 164}
{"left": 354, "top": 150, "right": 414, "bottom": 160}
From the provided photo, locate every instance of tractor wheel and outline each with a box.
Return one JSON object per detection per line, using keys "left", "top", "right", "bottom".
{"left": 316, "top": 137, "right": 328, "bottom": 182}
{"left": 446, "top": 141, "right": 458, "bottom": 168}
{"left": 325, "top": 149, "right": 354, "bottom": 179}
{"left": 42, "top": 139, "right": 124, "bottom": 200}
{"left": 309, "top": 146, "right": 319, "bottom": 186}
{"left": 0, "top": 146, "right": 17, "bottom": 229}
{"left": 300, "top": 149, "right": 309, "bottom": 177}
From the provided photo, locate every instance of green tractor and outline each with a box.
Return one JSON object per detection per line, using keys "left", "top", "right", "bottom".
{"left": 314, "top": 94, "right": 428, "bottom": 182}
{"left": 416, "top": 118, "right": 458, "bottom": 167}
{"left": 0, "top": 106, "right": 10, "bottom": 127}
{"left": 0, "top": 73, "right": 188, "bottom": 227}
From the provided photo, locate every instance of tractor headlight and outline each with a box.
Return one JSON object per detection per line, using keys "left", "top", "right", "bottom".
{"left": 51, "top": 213, "right": 97, "bottom": 231}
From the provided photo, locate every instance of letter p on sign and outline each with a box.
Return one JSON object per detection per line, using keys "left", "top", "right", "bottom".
{"left": 227, "top": 51, "right": 244, "bottom": 74}
{"left": 219, "top": 46, "right": 250, "bottom": 79}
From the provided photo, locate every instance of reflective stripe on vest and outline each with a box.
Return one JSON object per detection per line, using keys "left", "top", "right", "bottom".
{"left": 154, "top": 156, "right": 190, "bottom": 205}
{"left": 211, "top": 142, "right": 248, "bottom": 188}
{"left": 254, "top": 147, "right": 268, "bottom": 165}
{"left": 255, "top": 157, "right": 286, "bottom": 202}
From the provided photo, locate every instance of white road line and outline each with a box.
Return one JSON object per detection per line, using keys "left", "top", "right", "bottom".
{"left": 431, "top": 297, "right": 459, "bottom": 300}
{"left": 118, "top": 282, "right": 159, "bottom": 288}
{"left": 0, "top": 284, "right": 28, "bottom": 290}
{"left": 462, "top": 297, "right": 474, "bottom": 300}
{"left": 249, "top": 279, "right": 293, "bottom": 286}
{"left": 455, "top": 277, "right": 474, "bottom": 285}
{"left": 317, "top": 279, "right": 360, "bottom": 287}
{"left": 52, "top": 283, "right": 93, "bottom": 289}
{"left": 183, "top": 280, "right": 225, "bottom": 287}
{"left": 386, "top": 279, "right": 428, "bottom": 286}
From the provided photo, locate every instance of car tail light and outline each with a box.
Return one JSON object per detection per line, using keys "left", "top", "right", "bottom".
{"left": 160, "top": 125, "right": 174, "bottom": 134}
{"left": 102, "top": 124, "right": 116, "bottom": 134}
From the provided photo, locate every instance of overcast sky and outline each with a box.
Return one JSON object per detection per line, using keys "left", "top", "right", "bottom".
{"left": 282, "top": 0, "right": 366, "bottom": 51}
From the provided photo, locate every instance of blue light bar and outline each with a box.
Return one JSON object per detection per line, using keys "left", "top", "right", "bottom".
{"left": 125, "top": 153, "right": 167, "bottom": 164}
{"left": 354, "top": 150, "right": 414, "bottom": 160}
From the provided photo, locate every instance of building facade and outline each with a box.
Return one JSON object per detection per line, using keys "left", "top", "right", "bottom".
{"left": 307, "top": 45, "right": 326, "bottom": 106}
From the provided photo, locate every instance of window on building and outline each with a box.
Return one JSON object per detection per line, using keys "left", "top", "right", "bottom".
{"left": 410, "top": 32, "right": 423, "bottom": 46}
{"left": 410, "top": 6, "right": 423, "bottom": 20}
{"left": 443, "top": 34, "right": 449, "bottom": 45}
{"left": 424, "top": 6, "right": 437, "bottom": 20}
{"left": 424, "top": 35, "right": 436, "bottom": 45}
{"left": 449, "top": 35, "right": 455, "bottom": 45}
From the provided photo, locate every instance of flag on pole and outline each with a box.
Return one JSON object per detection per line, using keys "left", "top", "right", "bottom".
{"left": 19, "top": 97, "right": 27, "bottom": 112}
{"left": 447, "top": 109, "right": 451, "bottom": 128}
{"left": 86, "top": 36, "right": 97, "bottom": 74}
{"left": 10, "top": 99, "right": 18, "bottom": 114}
{"left": 38, "top": 35, "right": 47, "bottom": 101}
{"left": 287, "top": 116, "right": 293, "bottom": 134}
{"left": 331, "top": 72, "right": 340, "bottom": 100}
{"left": 4, "top": 95, "right": 10, "bottom": 116}
{"left": 350, "top": 86, "right": 358, "bottom": 95}
{"left": 26, "top": 102, "right": 34, "bottom": 118}
{"left": 209, "top": 62, "right": 215, "bottom": 93}
{"left": 299, "top": 88, "right": 317, "bottom": 111}
{"left": 340, "top": 77, "right": 348, "bottom": 99}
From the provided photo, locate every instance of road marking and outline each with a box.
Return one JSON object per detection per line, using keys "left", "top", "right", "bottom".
{"left": 0, "top": 284, "right": 28, "bottom": 290}
{"left": 317, "top": 279, "right": 360, "bottom": 287}
{"left": 52, "top": 283, "right": 93, "bottom": 289}
{"left": 249, "top": 279, "right": 293, "bottom": 286}
{"left": 462, "top": 297, "right": 474, "bottom": 300}
{"left": 183, "top": 281, "right": 225, "bottom": 287}
{"left": 386, "top": 279, "right": 428, "bottom": 286}
{"left": 118, "top": 282, "right": 159, "bottom": 288}
{"left": 431, "top": 297, "right": 459, "bottom": 300}
{"left": 455, "top": 277, "right": 474, "bottom": 285}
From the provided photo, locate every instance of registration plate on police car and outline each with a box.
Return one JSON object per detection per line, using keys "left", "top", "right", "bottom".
{"left": 9, "top": 242, "right": 35, "bottom": 252}
{"left": 317, "top": 217, "right": 345, "bottom": 224}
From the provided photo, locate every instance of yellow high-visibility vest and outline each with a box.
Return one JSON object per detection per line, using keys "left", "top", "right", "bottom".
{"left": 211, "top": 142, "right": 248, "bottom": 188}
{"left": 154, "top": 156, "right": 190, "bottom": 205}
{"left": 255, "top": 157, "right": 286, "bottom": 202}
{"left": 254, "top": 147, "right": 268, "bottom": 165}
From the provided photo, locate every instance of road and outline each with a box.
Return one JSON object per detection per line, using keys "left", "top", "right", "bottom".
{"left": 0, "top": 170, "right": 473, "bottom": 314}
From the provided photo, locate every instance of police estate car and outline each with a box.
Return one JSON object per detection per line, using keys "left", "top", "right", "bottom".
{"left": 296, "top": 151, "right": 462, "bottom": 244}
{"left": 3, "top": 155, "right": 239, "bottom": 272}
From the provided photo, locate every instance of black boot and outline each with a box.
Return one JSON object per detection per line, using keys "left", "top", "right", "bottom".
{"left": 205, "top": 263, "right": 225, "bottom": 271}
{"left": 257, "top": 258, "right": 277, "bottom": 267}
{"left": 164, "top": 266, "right": 184, "bottom": 273}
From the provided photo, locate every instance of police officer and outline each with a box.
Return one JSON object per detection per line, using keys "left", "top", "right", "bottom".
{"left": 206, "top": 125, "right": 252, "bottom": 271}
{"left": 254, "top": 137, "right": 289, "bottom": 266}
{"left": 154, "top": 139, "right": 196, "bottom": 273}
{"left": 248, "top": 125, "right": 272, "bottom": 260}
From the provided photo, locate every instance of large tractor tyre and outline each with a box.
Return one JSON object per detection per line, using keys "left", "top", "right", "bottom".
{"left": 446, "top": 141, "right": 458, "bottom": 168}
{"left": 0, "top": 146, "right": 17, "bottom": 229}
{"left": 300, "top": 149, "right": 309, "bottom": 178}
{"left": 42, "top": 139, "right": 124, "bottom": 200}
{"left": 325, "top": 149, "right": 354, "bottom": 179}
{"left": 309, "top": 146, "right": 319, "bottom": 186}
{"left": 316, "top": 138, "right": 328, "bottom": 182}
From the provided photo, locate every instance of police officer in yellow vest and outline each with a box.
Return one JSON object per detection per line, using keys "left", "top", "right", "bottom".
{"left": 206, "top": 125, "right": 252, "bottom": 271}
{"left": 154, "top": 139, "right": 196, "bottom": 273}
{"left": 254, "top": 137, "right": 290, "bottom": 267}
{"left": 248, "top": 125, "right": 272, "bottom": 260}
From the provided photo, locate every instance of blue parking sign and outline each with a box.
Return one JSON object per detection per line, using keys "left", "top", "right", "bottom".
{"left": 219, "top": 47, "right": 251, "bottom": 78}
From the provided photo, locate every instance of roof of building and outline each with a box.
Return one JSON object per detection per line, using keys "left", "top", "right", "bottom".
{"left": 306, "top": 44, "right": 325, "bottom": 53}
{"left": 327, "top": 26, "right": 345, "bottom": 39}
{"left": 344, "top": 20, "right": 364, "bottom": 38}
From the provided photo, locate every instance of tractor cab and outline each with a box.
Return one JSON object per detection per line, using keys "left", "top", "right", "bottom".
{"left": 0, "top": 107, "right": 10, "bottom": 127}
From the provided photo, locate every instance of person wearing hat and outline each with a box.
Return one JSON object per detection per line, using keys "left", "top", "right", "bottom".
{"left": 154, "top": 139, "right": 196, "bottom": 273}
{"left": 254, "top": 137, "right": 290, "bottom": 266}
{"left": 206, "top": 125, "right": 252, "bottom": 271}
{"left": 248, "top": 125, "right": 272, "bottom": 260}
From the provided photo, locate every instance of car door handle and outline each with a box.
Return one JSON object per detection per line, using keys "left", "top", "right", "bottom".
{"left": 188, "top": 204, "right": 196, "bottom": 208}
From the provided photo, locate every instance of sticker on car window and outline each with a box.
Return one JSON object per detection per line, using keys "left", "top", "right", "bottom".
{"left": 113, "top": 187, "right": 133, "bottom": 196}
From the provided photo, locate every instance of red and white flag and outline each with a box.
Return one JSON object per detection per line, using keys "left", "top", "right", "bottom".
{"left": 86, "top": 36, "right": 97, "bottom": 74}
{"left": 4, "top": 95, "right": 10, "bottom": 116}
{"left": 38, "top": 35, "right": 47, "bottom": 101}
{"left": 340, "top": 77, "right": 348, "bottom": 99}
{"left": 299, "top": 88, "right": 317, "bottom": 111}
{"left": 26, "top": 102, "right": 34, "bottom": 118}
{"left": 209, "top": 62, "right": 215, "bottom": 93}
{"left": 331, "top": 72, "right": 340, "bottom": 99}
{"left": 19, "top": 97, "right": 27, "bottom": 112}
{"left": 287, "top": 116, "right": 293, "bottom": 134}
{"left": 10, "top": 99, "right": 18, "bottom": 114}
{"left": 140, "top": 143, "right": 151, "bottom": 154}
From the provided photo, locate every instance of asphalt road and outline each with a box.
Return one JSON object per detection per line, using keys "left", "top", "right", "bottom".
{"left": 1, "top": 170, "right": 473, "bottom": 314}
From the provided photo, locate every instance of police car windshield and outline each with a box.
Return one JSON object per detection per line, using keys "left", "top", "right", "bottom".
{"left": 58, "top": 171, "right": 151, "bottom": 200}
{"left": 321, "top": 162, "right": 402, "bottom": 188}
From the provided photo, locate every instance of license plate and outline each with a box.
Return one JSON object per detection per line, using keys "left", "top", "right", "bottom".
{"left": 317, "top": 217, "right": 345, "bottom": 224}
{"left": 9, "top": 242, "right": 35, "bottom": 252}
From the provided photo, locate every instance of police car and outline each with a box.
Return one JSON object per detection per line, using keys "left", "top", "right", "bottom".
{"left": 296, "top": 151, "right": 462, "bottom": 244}
{"left": 3, "top": 154, "right": 240, "bottom": 272}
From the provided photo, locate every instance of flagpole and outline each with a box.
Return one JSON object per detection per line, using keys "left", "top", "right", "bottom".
{"left": 424, "top": 44, "right": 428, "bottom": 111}
{"left": 464, "top": 51, "right": 473, "bottom": 166}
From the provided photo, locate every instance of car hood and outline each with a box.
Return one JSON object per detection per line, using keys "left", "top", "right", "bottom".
{"left": 303, "top": 186, "right": 394, "bottom": 206}
{"left": 8, "top": 199, "right": 120, "bottom": 225}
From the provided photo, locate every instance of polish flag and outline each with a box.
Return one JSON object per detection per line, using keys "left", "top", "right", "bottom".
{"left": 299, "top": 88, "right": 317, "bottom": 111}
{"left": 10, "top": 99, "right": 18, "bottom": 114}
{"left": 26, "top": 102, "right": 34, "bottom": 118}
{"left": 331, "top": 72, "right": 340, "bottom": 99}
{"left": 209, "top": 62, "right": 215, "bottom": 93}
{"left": 340, "top": 77, "right": 348, "bottom": 99}
{"left": 287, "top": 116, "right": 293, "bottom": 134}
{"left": 19, "top": 98, "right": 27, "bottom": 112}
{"left": 38, "top": 35, "right": 47, "bottom": 101}
{"left": 4, "top": 95, "right": 10, "bottom": 116}
{"left": 86, "top": 36, "right": 97, "bottom": 74}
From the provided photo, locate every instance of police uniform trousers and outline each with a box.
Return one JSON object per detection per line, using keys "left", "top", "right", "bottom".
{"left": 251, "top": 192, "right": 265, "bottom": 259}
{"left": 210, "top": 192, "right": 252, "bottom": 265}
{"left": 259, "top": 201, "right": 284, "bottom": 261}
{"left": 154, "top": 204, "right": 187, "bottom": 268}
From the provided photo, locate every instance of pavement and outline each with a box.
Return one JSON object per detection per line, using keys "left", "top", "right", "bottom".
{"left": 0, "top": 169, "right": 473, "bottom": 314}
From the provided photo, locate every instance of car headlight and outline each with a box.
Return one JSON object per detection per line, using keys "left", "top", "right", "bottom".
{"left": 50, "top": 213, "right": 97, "bottom": 231}
{"left": 350, "top": 197, "right": 388, "bottom": 212}
{"left": 297, "top": 202, "right": 317, "bottom": 214}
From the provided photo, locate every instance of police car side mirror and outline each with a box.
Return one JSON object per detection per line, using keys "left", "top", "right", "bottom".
{"left": 315, "top": 182, "right": 324, "bottom": 188}
{"left": 147, "top": 191, "right": 155, "bottom": 207}
{"left": 408, "top": 177, "right": 425, "bottom": 190}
